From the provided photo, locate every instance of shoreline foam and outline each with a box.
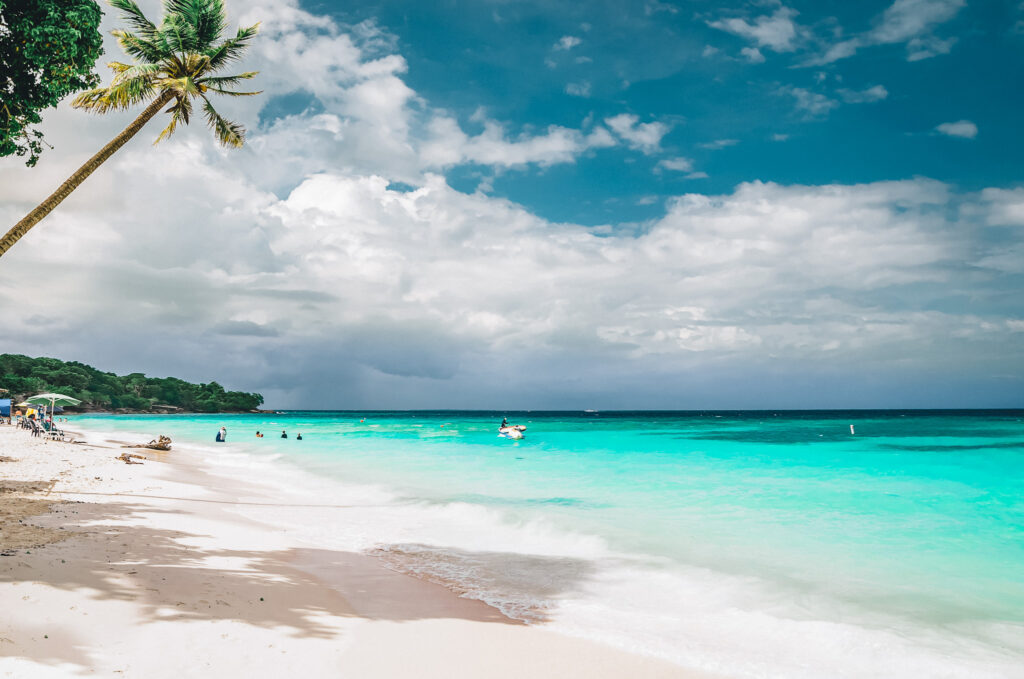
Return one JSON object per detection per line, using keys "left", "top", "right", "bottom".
{"left": 0, "top": 423, "right": 708, "bottom": 678}
{"left": 54, "top": 416, "right": 1024, "bottom": 679}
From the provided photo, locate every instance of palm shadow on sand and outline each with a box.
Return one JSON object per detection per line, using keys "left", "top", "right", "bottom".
{"left": 1, "top": 497, "right": 595, "bottom": 670}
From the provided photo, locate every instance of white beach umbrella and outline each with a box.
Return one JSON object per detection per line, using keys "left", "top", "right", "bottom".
{"left": 26, "top": 393, "right": 82, "bottom": 427}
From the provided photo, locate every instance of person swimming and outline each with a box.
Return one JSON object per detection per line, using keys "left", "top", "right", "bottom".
{"left": 256, "top": 431, "right": 263, "bottom": 438}
{"left": 296, "top": 433, "right": 303, "bottom": 440}
{"left": 281, "top": 430, "right": 288, "bottom": 438}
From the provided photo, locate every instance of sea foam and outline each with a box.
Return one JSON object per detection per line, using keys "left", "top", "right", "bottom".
{"left": 70, "top": 411, "right": 1024, "bottom": 679}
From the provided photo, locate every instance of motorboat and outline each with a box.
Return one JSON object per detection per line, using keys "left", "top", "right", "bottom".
{"left": 498, "top": 424, "right": 526, "bottom": 440}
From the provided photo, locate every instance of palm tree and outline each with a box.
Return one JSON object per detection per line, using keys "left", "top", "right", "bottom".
{"left": 0, "top": 0, "right": 260, "bottom": 258}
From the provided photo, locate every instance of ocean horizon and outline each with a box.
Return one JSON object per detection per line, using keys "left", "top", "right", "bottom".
{"left": 70, "top": 409, "right": 1024, "bottom": 678}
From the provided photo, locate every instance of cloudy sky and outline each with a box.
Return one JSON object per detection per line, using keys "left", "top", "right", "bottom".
{"left": 1, "top": 0, "right": 1022, "bottom": 409}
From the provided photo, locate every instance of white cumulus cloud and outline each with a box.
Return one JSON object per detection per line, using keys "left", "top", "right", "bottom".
{"left": 780, "top": 87, "right": 839, "bottom": 117}
{"left": 839, "top": 85, "right": 889, "bottom": 103}
{"left": 0, "top": 0, "right": 1020, "bottom": 408}
{"left": 871, "top": 0, "right": 965, "bottom": 45}
{"left": 698, "top": 139, "right": 740, "bottom": 150}
{"left": 604, "top": 114, "right": 672, "bottom": 155}
{"left": 565, "top": 82, "right": 592, "bottom": 97}
{"left": 553, "top": 35, "right": 582, "bottom": 51}
{"left": 935, "top": 120, "right": 978, "bottom": 139}
{"left": 807, "top": 0, "right": 964, "bottom": 65}
{"left": 741, "top": 47, "right": 766, "bottom": 63}
{"left": 657, "top": 157, "right": 695, "bottom": 172}
{"left": 709, "top": 6, "right": 803, "bottom": 52}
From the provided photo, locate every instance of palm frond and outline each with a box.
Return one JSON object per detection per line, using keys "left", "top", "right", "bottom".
{"left": 112, "top": 29, "right": 168, "bottom": 65}
{"left": 150, "top": 22, "right": 181, "bottom": 61}
{"left": 71, "top": 87, "right": 111, "bottom": 111}
{"left": 183, "top": 52, "right": 212, "bottom": 76}
{"left": 161, "top": 76, "right": 202, "bottom": 98}
{"left": 164, "top": 0, "right": 227, "bottom": 50}
{"left": 71, "top": 75, "right": 157, "bottom": 113}
{"left": 78, "top": 0, "right": 259, "bottom": 153}
{"left": 205, "top": 23, "right": 260, "bottom": 71}
{"left": 176, "top": 96, "right": 193, "bottom": 125}
{"left": 109, "top": 62, "right": 163, "bottom": 79}
{"left": 201, "top": 96, "right": 245, "bottom": 147}
{"left": 109, "top": 0, "right": 159, "bottom": 39}
{"left": 204, "top": 86, "right": 262, "bottom": 97}
{"left": 154, "top": 96, "right": 193, "bottom": 144}
{"left": 193, "top": 0, "right": 228, "bottom": 49}
{"left": 154, "top": 114, "right": 178, "bottom": 144}
{"left": 107, "top": 61, "right": 137, "bottom": 74}
{"left": 198, "top": 71, "right": 257, "bottom": 87}
{"left": 161, "top": 13, "right": 201, "bottom": 53}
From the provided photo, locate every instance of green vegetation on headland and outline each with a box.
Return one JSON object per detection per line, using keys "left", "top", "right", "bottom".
{"left": 0, "top": 354, "right": 264, "bottom": 412}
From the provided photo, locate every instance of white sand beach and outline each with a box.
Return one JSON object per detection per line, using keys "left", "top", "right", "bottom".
{"left": 0, "top": 424, "right": 713, "bottom": 678}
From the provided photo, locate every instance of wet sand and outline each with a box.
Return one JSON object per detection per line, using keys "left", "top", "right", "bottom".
{"left": 0, "top": 424, "right": 713, "bottom": 678}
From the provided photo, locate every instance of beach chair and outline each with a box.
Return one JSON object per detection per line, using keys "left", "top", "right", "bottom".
{"left": 44, "top": 421, "right": 69, "bottom": 441}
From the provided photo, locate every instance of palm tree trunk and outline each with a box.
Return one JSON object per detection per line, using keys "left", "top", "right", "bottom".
{"left": 0, "top": 92, "right": 174, "bottom": 259}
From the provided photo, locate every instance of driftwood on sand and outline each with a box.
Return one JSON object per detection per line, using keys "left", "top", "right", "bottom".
{"left": 120, "top": 435, "right": 172, "bottom": 451}
{"left": 117, "top": 453, "right": 146, "bottom": 465}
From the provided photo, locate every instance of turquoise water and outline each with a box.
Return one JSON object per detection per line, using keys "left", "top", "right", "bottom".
{"left": 71, "top": 410, "right": 1024, "bottom": 677}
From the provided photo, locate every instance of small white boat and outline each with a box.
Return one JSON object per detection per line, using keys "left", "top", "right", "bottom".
{"left": 498, "top": 424, "right": 526, "bottom": 440}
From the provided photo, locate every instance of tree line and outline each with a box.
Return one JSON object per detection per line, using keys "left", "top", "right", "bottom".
{"left": 0, "top": 354, "right": 264, "bottom": 412}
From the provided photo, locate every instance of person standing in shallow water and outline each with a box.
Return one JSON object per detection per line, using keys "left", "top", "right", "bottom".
{"left": 281, "top": 430, "right": 287, "bottom": 438}
{"left": 297, "top": 433, "right": 303, "bottom": 440}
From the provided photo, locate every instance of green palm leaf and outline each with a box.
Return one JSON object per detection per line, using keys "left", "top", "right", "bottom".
{"left": 199, "top": 71, "right": 258, "bottom": 87}
{"left": 72, "top": 0, "right": 260, "bottom": 148}
{"left": 165, "top": 0, "right": 227, "bottom": 48}
{"left": 201, "top": 97, "right": 244, "bottom": 147}
{"left": 204, "top": 86, "right": 262, "bottom": 97}
{"left": 0, "top": 0, "right": 261, "bottom": 259}
{"left": 109, "top": 0, "right": 160, "bottom": 39}
{"left": 155, "top": 96, "right": 193, "bottom": 144}
{"left": 205, "top": 24, "right": 260, "bottom": 71}
{"left": 112, "top": 30, "right": 167, "bottom": 64}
